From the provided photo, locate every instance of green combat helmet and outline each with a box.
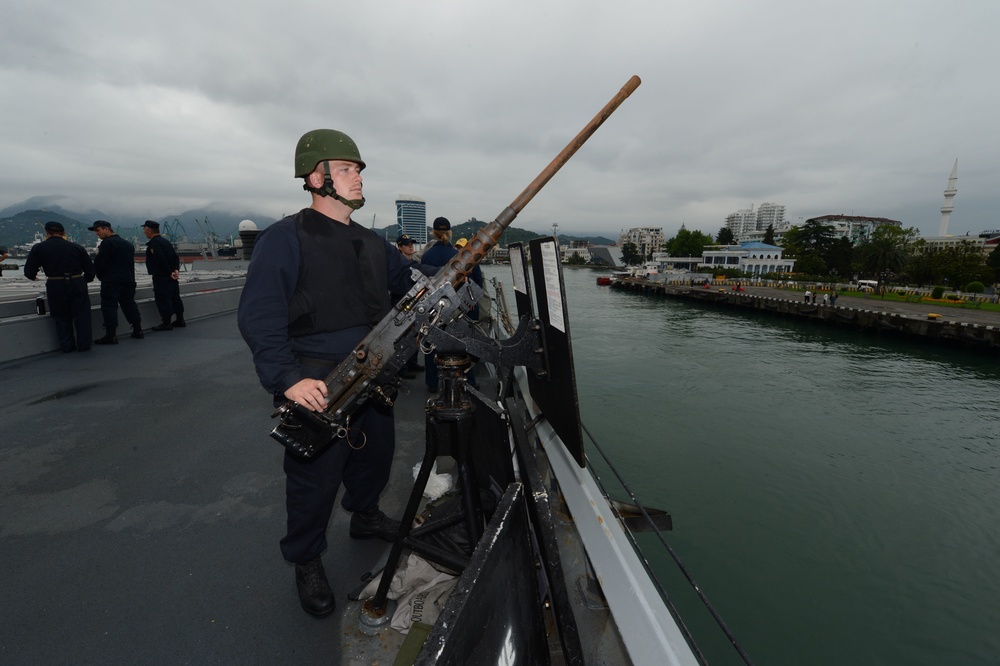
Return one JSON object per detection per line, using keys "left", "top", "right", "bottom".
{"left": 294, "top": 129, "right": 367, "bottom": 209}
{"left": 294, "top": 129, "right": 366, "bottom": 176}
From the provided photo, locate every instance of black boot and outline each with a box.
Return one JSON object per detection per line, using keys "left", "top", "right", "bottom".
{"left": 294, "top": 557, "right": 335, "bottom": 617}
{"left": 172, "top": 316, "right": 186, "bottom": 328}
{"left": 349, "top": 506, "right": 401, "bottom": 541}
{"left": 151, "top": 319, "right": 173, "bottom": 331}
{"left": 94, "top": 327, "right": 118, "bottom": 345}
{"left": 131, "top": 323, "right": 144, "bottom": 339}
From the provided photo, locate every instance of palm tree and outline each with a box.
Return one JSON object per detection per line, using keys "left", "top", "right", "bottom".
{"left": 858, "top": 234, "right": 908, "bottom": 295}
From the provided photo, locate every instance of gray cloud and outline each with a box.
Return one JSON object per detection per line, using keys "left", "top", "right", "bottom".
{"left": 1, "top": 0, "right": 997, "bottom": 239}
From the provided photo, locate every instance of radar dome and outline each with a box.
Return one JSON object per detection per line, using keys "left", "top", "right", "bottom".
{"left": 238, "top": 219, "right": 258, "bottom": 231}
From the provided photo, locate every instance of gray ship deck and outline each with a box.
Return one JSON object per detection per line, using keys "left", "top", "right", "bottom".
{"left": 0, "top": 311, "right": 432, "bottom": 664}
{"left": 0, "top": 309, "right": 645, "bottom": 664}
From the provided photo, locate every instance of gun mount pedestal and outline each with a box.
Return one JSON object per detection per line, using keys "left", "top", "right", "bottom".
{"left": 360, "top": 353, "right": 487, "bottom": 625}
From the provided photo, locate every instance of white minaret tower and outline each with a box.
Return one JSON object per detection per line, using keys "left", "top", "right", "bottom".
{"left": 939, "top": 159, "right": 958, "bottom": 236}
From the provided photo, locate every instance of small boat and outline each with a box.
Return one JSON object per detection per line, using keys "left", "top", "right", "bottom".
{"left": 596, "top": 270, "right": 632, "bottom": 285}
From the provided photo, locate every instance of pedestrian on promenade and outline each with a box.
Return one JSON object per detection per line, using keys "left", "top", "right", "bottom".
{"left": 90, "top": 220, "right": 143, "bottom": 343}
{"left": 822, "top": 292, "right": 829, "bottom": 306}
{"left": 142, "top": 220, "right": 185, "bottom": 331}
{"left": 238, "top": 128, "right": 434, "bottom": 618}
{"left": 0, "top": 245, "right": 8, "bottom": 276}
{"left": 804, "top": 289, "right": 811, "bottom": 303}
{"left": 23, "top": 221, "right": 95, "bottom": 352}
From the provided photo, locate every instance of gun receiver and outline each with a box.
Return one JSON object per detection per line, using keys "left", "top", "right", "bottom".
{"left": 271, "top": 75, "right": 642, "bottom": 458}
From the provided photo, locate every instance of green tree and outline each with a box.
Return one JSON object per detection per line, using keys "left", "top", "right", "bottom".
{"left": 620, "top": 241, "right": 642, "bottom": 266}
{"left": 938, "top": 242, "right": 990, "bottom": 288}
{"left": 825, "top": 237, "right": 854, "bottom": 278}
{"left": 716, "top": 226, "right": 735, "bottom": 245}
{"left": 762, "top": 223, "right": 775, "bottom": 246}
{"left": 566, "top": 253, "right": 586, "bottom": 266}
{"left": 782, "top": 225, "right": 827, "bottom": 276}
{"left": 857, "top": 225, "right": 912, "bottom": 294}
{"left": 794, "top": 253, "right": 828, "bottom": 277}
{"left": 666, "top": 227, "right": 714, "bottom": 257}
{"left": 986, "top": 244, "right": 1000, "bottom": 283}
{"left": 906, "top": 239, "right": 939, "bottom": 286}
{"left": 796, "top": 219, "right": 837, "bottom": 255}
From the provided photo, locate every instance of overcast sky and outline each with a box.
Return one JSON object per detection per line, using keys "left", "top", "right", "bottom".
{"left": 1, "top": 0, "right": 997, "bottom": 239}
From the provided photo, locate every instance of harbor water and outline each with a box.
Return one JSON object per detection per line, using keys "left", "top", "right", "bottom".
{"left": 484, "top": 265, "right": 1000, "bottom": 665}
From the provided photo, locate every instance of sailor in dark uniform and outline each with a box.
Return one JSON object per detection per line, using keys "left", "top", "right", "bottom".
{"left": 420, "top": 217, "right": 483, "bottom": 391}
{"left": 23, "top": 221, "right": 96, "bottom": 352}
{"left": 238, "top": 129, "right": 435, "bottom": 618}
{"left": 90, "top": 220, "right": 143, "bottom": 344}
{"left": 142, "top": 220, "right": 185, "bottom": 330}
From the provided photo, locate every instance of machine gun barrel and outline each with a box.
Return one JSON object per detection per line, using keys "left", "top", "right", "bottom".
{"left": 435, "top": 75, "right": 641, "bottom": 291}
{"left": 271, "top": 75, "right": 641, "bottom": 458}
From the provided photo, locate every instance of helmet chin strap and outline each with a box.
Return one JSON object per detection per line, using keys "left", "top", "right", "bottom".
{"left": 303, "top": 161, "right": 366, "bottom": 210}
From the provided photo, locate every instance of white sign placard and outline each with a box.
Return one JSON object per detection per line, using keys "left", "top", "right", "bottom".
{"left": 510, "top": 246, "right": 527, "bottom": 294}
{"left": 540, "top": 242, "right": 565, "bottom": 333}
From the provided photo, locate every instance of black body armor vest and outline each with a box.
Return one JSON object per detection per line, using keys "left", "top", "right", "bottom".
{"left": 287, "top": 209, "right": 390, "bottom": 337}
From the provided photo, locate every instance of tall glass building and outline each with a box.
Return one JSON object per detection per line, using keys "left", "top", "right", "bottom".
{"left": 396, "top": 196, "right": 427, "bottom": 244}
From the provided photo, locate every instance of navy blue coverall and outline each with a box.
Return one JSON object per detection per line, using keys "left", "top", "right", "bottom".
{"left": 238, "top": 209, "right": 434, "bottom": 564}
{"left": 145, "top": 234, "right": 184, "bottom": 322}
{"left": 95, "top": 233, "right": 141, "bottom": 330}
{"left": 23, "top": 236, "right": 96, "bottom": 352}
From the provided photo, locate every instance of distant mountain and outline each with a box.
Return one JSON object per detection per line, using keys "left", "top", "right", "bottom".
{"left": 0, "top": 198, "right": 276, "bottom": 246}
{"left": 371, "top": 217, "right": 615, "bottom": 246}
{"left": 0, "top": 195, "right": 108, "bottom": 222}
{"left": 0, "top": 198, "right": 616, "bottom": 248}
{"left": 0, "top": 210, "right": 95, "bottom": 247}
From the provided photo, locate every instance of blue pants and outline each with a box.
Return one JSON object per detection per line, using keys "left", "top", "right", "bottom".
{"left": 46, "top": 278, "right": 92, "bottom": 352}
{"left": 276, "top": 365, "right": 396, "bottom": 564}
{"left": 152, "top": 275, "right": 184, "bottom": 321}
{"left": 99, "top": 281, "right": 141, "bottom": 329}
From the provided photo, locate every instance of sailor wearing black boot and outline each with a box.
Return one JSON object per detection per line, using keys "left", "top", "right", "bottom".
{"left": 90, "top": 220, "right": 143, "bottom": 345}
{"left": 238, "top": 129, "right": 433, "bottom": 617}
{"left": 142, "top": 220, "right": 184, "bottom": 331}
{"left": 295, "top": 557, "right": 335, "bottom": 617}
{"left": 23, "top": 221, "right": 96, "bottom": 352}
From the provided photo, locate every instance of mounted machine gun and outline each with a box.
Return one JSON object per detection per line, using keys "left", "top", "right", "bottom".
{"left": 269, "top": 75, "right": 642, "bottom": 459}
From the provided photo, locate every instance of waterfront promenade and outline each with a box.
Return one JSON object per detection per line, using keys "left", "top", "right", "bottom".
{"left": 742, "top": 285, "right": 1000, "bottom": 327}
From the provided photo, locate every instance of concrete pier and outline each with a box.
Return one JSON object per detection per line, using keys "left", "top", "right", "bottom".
{"left": 610, "top": 279, "right": 1000, "bottom": 352}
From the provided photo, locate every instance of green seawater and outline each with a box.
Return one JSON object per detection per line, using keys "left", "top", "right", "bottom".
{"left": 484, "top": 264, "right": 1000, "bottom": 666}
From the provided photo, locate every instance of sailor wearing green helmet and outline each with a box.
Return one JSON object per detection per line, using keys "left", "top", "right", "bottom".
{"left": 238, "top": 129, "right": 436, "bottom": 619}
{"left": 294, "top": 128, "right": 367, "bottom": 210}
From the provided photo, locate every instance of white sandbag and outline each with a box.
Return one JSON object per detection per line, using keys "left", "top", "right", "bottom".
{"left": 359, "top": 552, "right": 455, "bottom": 602}
{"left": 390, "top": 578, "right": 457, "bottom": 634}
{"left": 412, "top": 460, "right": 454, "bottom": 500}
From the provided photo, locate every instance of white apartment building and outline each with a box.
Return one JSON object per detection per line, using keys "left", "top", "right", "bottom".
{"left": 725, "top": 203, "right": 787, "bottom": 241}
{"left": 725, "top": 208, "right": 757, "bottom": 239}
{"left": 805, "top": 215, "right": 901, "bottom": 244}
{"left": 618, "top": 227, "right": 664, "bottom": 259}
{"left": 562, "top": 240, "right": 592, "bottom": 263}
{"left": 756, "top": 202, "right": 786, "bottom": 231}
{"left": 914, "top": 235, "right": 991, "bottom": 257}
